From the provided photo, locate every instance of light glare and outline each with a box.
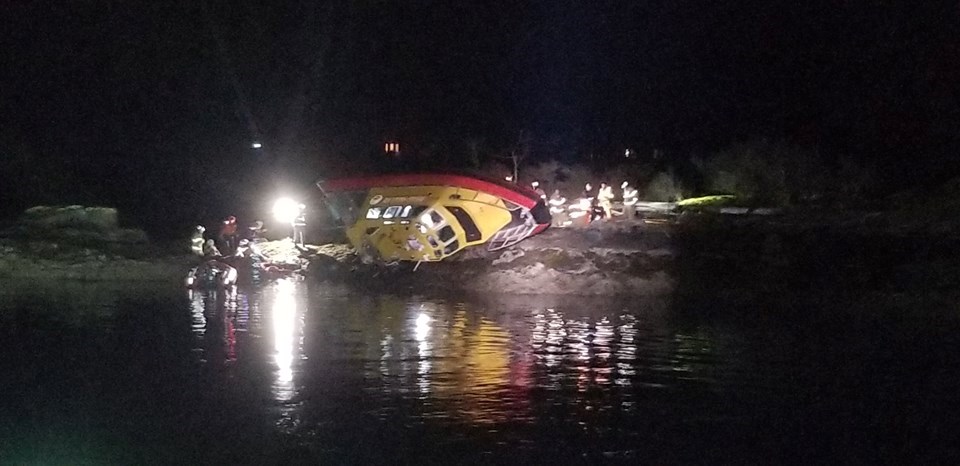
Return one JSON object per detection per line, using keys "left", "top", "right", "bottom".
{"left": 273, "top": 198, "right": 301, "bottom": 224}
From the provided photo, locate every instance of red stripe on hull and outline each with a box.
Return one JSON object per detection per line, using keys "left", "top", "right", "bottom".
{"left": 319, "top": 174, "right": 540, "bottom": 210}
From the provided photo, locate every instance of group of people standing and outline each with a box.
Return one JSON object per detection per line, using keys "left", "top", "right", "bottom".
{"left": 191, "top": 216, "right": 266, "bottom": 258}
{"left": 534, "top": 180, "right": 640, "bottom": 227}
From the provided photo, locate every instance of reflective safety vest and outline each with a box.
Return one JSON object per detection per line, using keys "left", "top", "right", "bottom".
{"left": 623, "top": 187, "right": 639, "bottom": 206}
{"left": 191, "top": 232, "right": 205, "bottom": 256}
{"left": 202, "top": 241, "right": 221, "bottom": 257}
{"left": 599, "top": 186, "right": 615, "bottom": 203}
{"left": 548, "top": 195, "right": 567, "bottom": 214}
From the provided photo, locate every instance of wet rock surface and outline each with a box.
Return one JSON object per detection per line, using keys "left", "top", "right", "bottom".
{"left": 302, "top": 221, "right": 678, "bottom": 296}
{"left": 6, "top": 204, "right": 960, "bottom": 296}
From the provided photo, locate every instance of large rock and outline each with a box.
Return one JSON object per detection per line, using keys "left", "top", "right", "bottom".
{"left": 12, "top": 205, "right": 148, "bottom": 244}
{"left": 20, "top": 205, "right": 119, "bottom": 231}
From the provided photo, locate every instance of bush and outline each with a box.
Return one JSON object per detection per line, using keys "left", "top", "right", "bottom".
{"left": 700, "top": 139, "right": 828, "bottom": 205}
{"left": 643, "top": 170, "right": 685, "bottom": 201}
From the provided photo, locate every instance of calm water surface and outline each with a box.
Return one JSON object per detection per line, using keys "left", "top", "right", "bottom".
{"left": 1, "top": 264, "right": 959, "bottom": 464}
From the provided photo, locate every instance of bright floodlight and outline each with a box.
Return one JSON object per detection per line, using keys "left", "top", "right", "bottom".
{"left": 252, "top": 141, "right": 263, "bottom": 149}
{"left": 273, "top": 198, "right": 301, "bottom": 224}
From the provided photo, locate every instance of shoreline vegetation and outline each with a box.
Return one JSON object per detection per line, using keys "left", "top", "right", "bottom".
{"left": 2, "top": 201, "right": 959, "bottom": 296}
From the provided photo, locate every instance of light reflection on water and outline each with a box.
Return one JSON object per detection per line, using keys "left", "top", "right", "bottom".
{"left": 2, "top": 278, "right": 959, "bottom": 463}
{"left": 187, "top": 282, "right": 738, "bottom": 428}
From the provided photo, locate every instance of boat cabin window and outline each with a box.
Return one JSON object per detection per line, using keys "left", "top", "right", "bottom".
{"left": 445, "top": 206, "right": 481, "bottom": 242}
{"left": 325, "top": 191, "right": 365, "bottom": 226}
{"left": 438, "top": 225, "right": 455, "bottom": 243}
{"left": 366, "top": 205, "right": 427, "bottom": 221}
{"left": 420, "top": 209, "right": 444, "bottom": 228}
{"left": 382, "top": 206, "right": 402, "bottom": 219}
{"left": 443, "top": 240, "right": 459, "bottom": 255}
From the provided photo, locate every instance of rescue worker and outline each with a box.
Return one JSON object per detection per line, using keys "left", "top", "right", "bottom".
{"left": 531, "top": 180, "right": 547, "bottom": 201}
{"left": 244, "top": 220, "right": 265, "bottom": 242}
{"left": 548, "top": 189, "right": 570, "bottom": 227}
{"left": 186, "top": 238, "right": 236, "bottom": 289}
{"left": 598, "top": 182, "right": 615, "bottom": 220}
{"left": 582, "top": 182, "right": 594, "bottom": 200}
{"left": 621, "top": 181, "right": 639, "bottom": 219}
{"left": 219, "top": 216, "right": 239, "bottom": 254}
{"left": 202, "top": 239, "right": 222, "bottom": 258}
{"left": 235, "top": 238, "right": 266, "bottom": 285}
{"left": 574, "top": 183, "right": 596, "bottom": 225}
{"left": 191, "top": 225, "right": 205, "bottom": 256}
{"left": 293, "top": 205, "right": 306, "bottom": 246}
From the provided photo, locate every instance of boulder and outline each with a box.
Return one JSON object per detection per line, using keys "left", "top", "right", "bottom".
{"left": 20, "top": 205, "right": 118, "bottom": 231}
{"left": 12, "top": 206, "right": 148, "bottom": 244}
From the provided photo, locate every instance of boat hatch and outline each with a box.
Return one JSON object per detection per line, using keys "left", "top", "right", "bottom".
{"left": 445, "top": 206, "right": 482, "bottom": 242}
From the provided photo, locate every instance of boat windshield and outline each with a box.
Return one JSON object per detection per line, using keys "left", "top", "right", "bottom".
{"left": 325, "top": 191, "right": 366, "bottom": 227}
{"left": 365, "top": 205, "right": 427, "bottom": 221}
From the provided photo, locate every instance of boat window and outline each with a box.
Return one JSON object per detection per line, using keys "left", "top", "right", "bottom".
{"left": 443, "top": 240, "right": 460, "bottom": 255}
{"left": 365, "top": 207, "right": 382, "bottom": 219}
{"left": 325, "top": 191, "right": 365, "bottom": 226}
{"left": 445, "top": 206, "right": 482, "bottom": 242}
{"left": 408, "top": 206, "right": 427, "bottom": 219}
{"left": 383, "top": 206, "right": 402, "bottom": 219}
{"left": 420, "top": 209, "right": 444, "bottom": 228}
{"left": 400, "top": 205, "right": 413, "bottom": 217}
{"left": 439, "top": 225, "right": 455, "bottom": 243}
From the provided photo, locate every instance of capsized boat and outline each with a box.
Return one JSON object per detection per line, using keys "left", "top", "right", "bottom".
{"left": 317, "top": 173, "right": 551, "bottom": 262}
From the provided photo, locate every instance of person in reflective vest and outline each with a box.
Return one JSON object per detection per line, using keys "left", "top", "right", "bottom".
{"left": 621, "top": 181, "right": 639, "bottom": 219}
{"left": 574, "top": 183, "right": 596, "bottom": 224}
{"left": 202, "top": 239, "right": 222, "bottom": 258}
{"left": 293, "top": 205, "right": 306, "bottom": 246}
{"left": 548, "top": 189, "right": 570, "bottom": 227}
{"left": 219, "top": 216, "right": 239, "bottom": 253}
{"left": 598, "top": 182, "right": 615, "bottom": 220}
{"left": 235, "top": 238, "right": 266, "bottom": 285}
{"left": 191, "top": 225, "right": 205, "bottom": 256}
{"left": 244, "top": 220, "right": 265, "bottom": 242}
{"left": 531, "top": 180, "right": 547, "bottom": 201}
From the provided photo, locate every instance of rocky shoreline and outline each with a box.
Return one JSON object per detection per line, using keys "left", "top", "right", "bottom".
{"left": 4, "top": 204, "right": 959, "bottom": 295}
{"left": 304, "top": 225, "right": 676, "bottom": 296}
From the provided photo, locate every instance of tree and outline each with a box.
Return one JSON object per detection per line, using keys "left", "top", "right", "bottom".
{"left": 498, "top": 130, "right": 532, "bottom": 183}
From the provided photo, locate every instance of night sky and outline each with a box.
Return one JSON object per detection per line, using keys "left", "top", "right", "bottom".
{"left": 2, "top": 1, "right": 958, "bottom": 232}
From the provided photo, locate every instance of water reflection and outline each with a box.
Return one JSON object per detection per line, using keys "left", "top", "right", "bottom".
{"left": 413, "top": 310, "right": 432, "bottom": 397}
{"left": 3, "top": 276, "right": 958, "bottom": 463}
{"left": 182, "top": 285, "right": 736, "bottom": 430}
{"left": 272, "top": 280, "right": 297, "bottom": 390}
{"left": 287, "top": 293, "right": 725, "bottom": 427}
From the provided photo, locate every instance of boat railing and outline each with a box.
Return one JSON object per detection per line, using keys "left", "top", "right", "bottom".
{"left": 487, "top": 223, "right": 537, "bottom": 251}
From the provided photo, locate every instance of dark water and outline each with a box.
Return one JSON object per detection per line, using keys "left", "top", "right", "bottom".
{"left": 2, "top": 244, "right": 960, "bottom": 464}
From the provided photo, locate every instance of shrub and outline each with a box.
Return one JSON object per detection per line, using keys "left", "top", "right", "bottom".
{"left": 643, "top": 170, "right": 685, "bottom": 201}
{"left": 701, "top": 139, "right": 828, "bottom": 205}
